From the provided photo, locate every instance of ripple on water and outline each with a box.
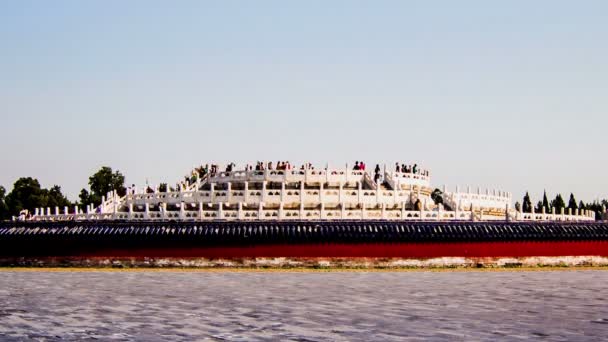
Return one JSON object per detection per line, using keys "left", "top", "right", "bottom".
{"left": 0, "top": 271, "right": 606, "bottom": 341}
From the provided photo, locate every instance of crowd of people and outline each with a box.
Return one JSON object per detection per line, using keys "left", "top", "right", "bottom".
{"left": 395, "top": 162, "right": 427, "bottom": 175}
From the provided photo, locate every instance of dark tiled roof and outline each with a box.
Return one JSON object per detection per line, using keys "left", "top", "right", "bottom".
{"left": 1, "top": 220, "right": 607, "bottom": 244}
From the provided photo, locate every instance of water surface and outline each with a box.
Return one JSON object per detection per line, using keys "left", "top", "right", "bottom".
{"left": 0, "top": 270, "right": 607, "bottom": 341}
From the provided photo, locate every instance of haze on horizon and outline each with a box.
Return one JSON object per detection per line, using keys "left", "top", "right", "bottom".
{"left": 1, "top": 1, "right": 606, "bottom": 204}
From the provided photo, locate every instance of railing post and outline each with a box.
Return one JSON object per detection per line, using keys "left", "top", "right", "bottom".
{"left": 281, "top": 182, "right": 285, "bottom": 203}
{"left": 244, "top": 182, "right": 249, "bottom": 202}
{"left": 319, "top": 182, "right": 324, "bottom": 202}
{"left": 320, "top": 202, "right": 324, "bottom": 220}
{"left": 259, "top": 202, "right": 264, "bottom": 220}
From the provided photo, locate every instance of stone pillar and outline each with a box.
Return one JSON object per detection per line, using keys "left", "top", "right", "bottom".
{"left": 381, "top": 203, "right": 386, "bottom": 220}
{"left": 55, "top": 207, "right": 59, "bottom": 216}
{"left": 262, "top": 181, "right": 267, "bottom": 202}
{"left": 128, "top": 203, "right": 134, "bottom": 220}
{"left": 244, "top": 182, "right": 249, "bottom": 202}
{"left": 144, "top": 203, "right": 150, "bottom": 219}
{"left": 210, "top": 183, "right": 215, "bottom": 203}
{"left": 227, "top": 182, "right": 232, "bottom": 203}
{"left": 64, "top": 206, "right": 68, "bottom": 215}
{"left": 74, "top": 205, "right": 79, "bottom": 215}
{"left": 258, "top": 202, "right": 264, "bottom": 220}
{"left": 217, "top": 202, "right": 223, "bottom": 219}
{"left": 319, "top": 182, "right": 324, "bottom": 202}
{"left": 238, "top": 202, "right": 244, "bottom": 220}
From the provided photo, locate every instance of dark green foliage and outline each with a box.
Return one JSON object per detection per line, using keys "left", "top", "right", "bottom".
{"left": 43, "top": 185, "right": 71, "bottom": 209}
{"left": 79, "top": 167, "right": 127, "bottom": 208}
{"left": 535, "top": 201, "right": 543, "bottom": 213}
{"left": 5, "top": 177, "right": 45, "bottom": 215}
{"left": 578, "top": 200, "right": 586, "bottom": 210}
{"left": 567, "top": 193, "right": 578, "bottom": 211}
{"left": 0, "top": 186, "right": 8, "bottom": 220}
{"left": 4, "top": 178, "right": 71, "bottom": 217}
{"left": 551, "top": 194, "right": 566, "bottom": 212}
{"left": 431, "top": 188, "right": 443, "bottom": 205}
{"left": 522, "top": 192, "right": 532, "bottom": 213}
{"left": 514, "top": 201, "right": 521, "bottom": 212}
{"left": 542, "top": 190, "right": 550, "bottom": 212}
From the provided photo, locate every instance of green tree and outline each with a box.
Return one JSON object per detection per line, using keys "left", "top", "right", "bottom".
{"left": 4, "top": 178, "right": 72, "bottom": 217}
{"left": 80, "top": 167, "right": 126, "bottom": 208}
{"left": 0, "top": 186, "right": 8, "bottom": 220}
{"left": 551, "top": 194, "right": 566, "bottom": 212}
{"left": 542, "top": 190, "right": 550, "bottom": 212}
{"left": 5, "top": 177, "right": 45, "bottom": 215}
{"left": 578, "top": 200, "right": 586, "bottom": 211}
{"left": 522, "top": 192, "right": 532, "bottom": 213}
{"left": 535, "top": 201, "right": 543, "bottom": 213}
{"left": 567, "top": 193, "right": 578, "bottom": 211}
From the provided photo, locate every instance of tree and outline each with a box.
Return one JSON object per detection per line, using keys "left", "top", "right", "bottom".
{"left": 431, "top": 188, "right": 444, "bottom": 205}
{"left": 535, "top": 201, "right": 543, "bottom": 213}
{"left": 514, "top": 201, "right": 521, "bottom": 212}
{"left": 567, "top": 193, "right": 578, "bottom": 211}
{"left": 579, "top": 200, "right": 586, "bottom": 211}
{"left": 542, "top": 190, "right": 550, "bottom": 213}
{"left": 522, "top": 192, "right": 532, "bottom": 213}
{"left": 0, "top": 186, "right": 8, "bottom": 220}
{"left": 5, "top": 177, "right": 45, "bottom": 215}
{"left": 80, "top": 167, "right": 127, "bottom": 208}
{"left": 43, "top": 185, "right": 71, "bottom": 209}
{"left": 551, "top": 194, "right": 566, "bottom": 212}
{"left": 4, "top": 178, "right": 72, "bottom": 217}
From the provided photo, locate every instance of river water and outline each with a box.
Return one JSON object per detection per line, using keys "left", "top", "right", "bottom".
{"left": 0, "top": 270, "right": 607, "bottom": 341}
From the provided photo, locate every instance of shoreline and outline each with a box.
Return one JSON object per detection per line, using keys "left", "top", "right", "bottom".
{"left": 2, "top": 265, "right": 608, "bottom": 273}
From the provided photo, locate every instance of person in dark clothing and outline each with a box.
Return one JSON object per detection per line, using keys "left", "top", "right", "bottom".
{"left": 354, "top": 161, "right": 360, "bottom": 170}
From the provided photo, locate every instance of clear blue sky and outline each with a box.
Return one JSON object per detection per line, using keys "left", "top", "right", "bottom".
{"left": 1, "top": 1, "right": 606, "bottom": 204}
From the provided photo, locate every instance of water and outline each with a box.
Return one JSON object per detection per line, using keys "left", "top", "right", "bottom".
{"left": 0, "top": 270, "right": 607, "bottom": 341}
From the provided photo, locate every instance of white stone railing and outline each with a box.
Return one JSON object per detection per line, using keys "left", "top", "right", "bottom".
{"left": 209, "top": 169, "right": 379, "bottom": 185}
{"left": 122, "top": 187, "right": 427, "bottom": 208}
{"left": 30, "top": 204, "right": 597, "bottom": 223}
{"left": 388, "top": 171, "right": 431, "bottom": 188}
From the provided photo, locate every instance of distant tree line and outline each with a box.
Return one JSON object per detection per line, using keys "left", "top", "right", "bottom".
{"left": 516, "top": 190, "right": 608, "bottom": 220}
{"left": 0, "top": 166, "right": 127, "bottom": 221}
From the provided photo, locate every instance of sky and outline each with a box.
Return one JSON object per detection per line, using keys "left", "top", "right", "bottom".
{"left": 0, "top": 1, "right": 607, "bottom": 204}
